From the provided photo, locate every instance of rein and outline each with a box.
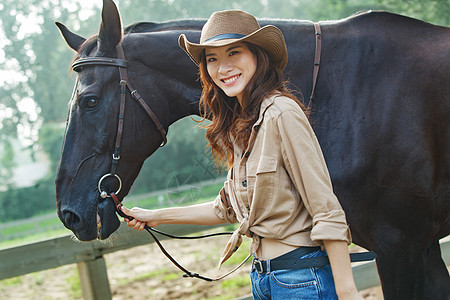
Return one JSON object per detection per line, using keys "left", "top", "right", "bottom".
{"left": 110, "top": 193, "right": 249, "bottom": 282}
{"left": 70, "top": 22, "right": 322, "bottom": 282}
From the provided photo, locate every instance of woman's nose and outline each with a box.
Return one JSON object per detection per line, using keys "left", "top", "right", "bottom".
{"left": 218, "top": 60, "right": 232, "bottom": 74}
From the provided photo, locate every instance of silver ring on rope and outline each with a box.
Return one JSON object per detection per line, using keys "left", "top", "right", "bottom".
{"left": 98, "top": 173, "right": 122, "bottom": 198}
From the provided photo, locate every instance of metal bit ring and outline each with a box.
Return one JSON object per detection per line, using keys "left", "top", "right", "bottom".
{"left": 98, "top": 173, "right": 122, "bottom": 198}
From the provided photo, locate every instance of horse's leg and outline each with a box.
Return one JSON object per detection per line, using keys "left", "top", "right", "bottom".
{"left": 375, "top": 237, "right": 450, "bottom": 300}
{"left": 424, "top": 239, "right": 450, "bottom": 299}
{"left": 374, "top": 234, "right": 427, "bottom": 300}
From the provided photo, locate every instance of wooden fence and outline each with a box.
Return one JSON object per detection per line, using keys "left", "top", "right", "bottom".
{"left": 1, "top": 223, "right": 449, "bottom": 299}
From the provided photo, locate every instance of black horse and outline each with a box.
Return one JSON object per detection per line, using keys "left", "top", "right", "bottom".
{"left": 55, "top": 0, "right": 449, "bottom": 298}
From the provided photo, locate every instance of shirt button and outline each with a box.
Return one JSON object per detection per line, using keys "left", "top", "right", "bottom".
{"left": 242, "top": 180, "right": 247, "bottom": 187}
{"left": 244, "top": 152, "right": 250, "bottom": 158}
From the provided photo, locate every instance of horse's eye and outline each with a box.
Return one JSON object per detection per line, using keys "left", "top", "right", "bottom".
{"left": 86, "top": 98, "right": 98, "bottom": 108}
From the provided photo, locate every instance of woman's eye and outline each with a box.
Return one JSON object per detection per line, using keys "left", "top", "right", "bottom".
{"left": 207, "top": 57, "right": 216, "bottom": 63}
{"left": 229, "top": 51, "right": 239, "bottom": 56}
{"left": 86, "top": 98, "right": 98, "bottom": 108}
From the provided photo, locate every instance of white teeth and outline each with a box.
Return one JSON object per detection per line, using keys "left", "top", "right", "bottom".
{"left": 223, "top": 75, "right": 239, "bottom": 84}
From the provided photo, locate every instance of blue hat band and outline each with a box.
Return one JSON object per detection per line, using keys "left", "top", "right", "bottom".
{"left": 204, "top": 33, "right": 246, "bottom": 43}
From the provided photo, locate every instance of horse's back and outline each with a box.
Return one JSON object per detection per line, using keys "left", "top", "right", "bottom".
{"left": 286, "top": 12, "right": 450, "bottom": 246}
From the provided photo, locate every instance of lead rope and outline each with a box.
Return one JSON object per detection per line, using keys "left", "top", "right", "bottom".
{"left": 110, "top": 193, "right": 251, "bottom": 281}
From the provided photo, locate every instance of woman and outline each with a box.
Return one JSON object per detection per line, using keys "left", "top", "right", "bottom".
{"left": 121, "top": 10, "right": 362, "bottom": 299}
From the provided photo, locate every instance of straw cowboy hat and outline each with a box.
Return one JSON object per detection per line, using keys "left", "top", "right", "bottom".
{"left": 179, "top": 10, "right": 288, "bottom": 72}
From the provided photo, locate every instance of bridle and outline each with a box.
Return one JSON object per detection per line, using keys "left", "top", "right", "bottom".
{"left": 71, "top": 44, "right": 242, "bottom": 281}
{"left": 69, "top": 22, "right": 323, "bottom": 282}
{"left": 72, "top": 45, "right": 167, "bottom": 200}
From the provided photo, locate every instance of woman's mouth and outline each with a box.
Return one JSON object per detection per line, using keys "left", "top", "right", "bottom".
{"left": 222, "top": 74, "right": 241, "bottom": 85}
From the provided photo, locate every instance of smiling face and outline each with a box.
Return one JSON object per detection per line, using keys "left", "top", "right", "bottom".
{"left": 205, "top": 42, "right": 257, "bottom": 104}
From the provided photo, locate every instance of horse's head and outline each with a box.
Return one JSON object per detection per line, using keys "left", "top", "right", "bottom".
{"left": 55, "top": 0, "right": 184, "bottom": 240}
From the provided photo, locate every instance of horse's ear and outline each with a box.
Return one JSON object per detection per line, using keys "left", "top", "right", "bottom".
{"left": 98, "top": 0, "right": 123, "bottom": 54}
{"left": 55, "top": 22, "right": 86, "bottom": 52}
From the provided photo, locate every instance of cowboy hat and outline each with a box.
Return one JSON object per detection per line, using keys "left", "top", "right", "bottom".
{"left": 179, "top": 10, "right": 288, "bottom": 72}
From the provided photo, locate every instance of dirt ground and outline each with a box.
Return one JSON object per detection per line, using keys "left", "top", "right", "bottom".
{"left": 0, "top": 230, "right": 384, "bottom": 300}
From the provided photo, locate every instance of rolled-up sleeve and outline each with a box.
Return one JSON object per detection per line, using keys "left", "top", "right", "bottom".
{"left": 277, "top": 108, "right": 351, "bottom": 245}
{"left": 213, "top": 174, "right": 238, "bottom": 224}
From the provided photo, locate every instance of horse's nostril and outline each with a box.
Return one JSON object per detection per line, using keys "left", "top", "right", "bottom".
{"left": 62, "top": 209, "right": 83, "bottom": 231}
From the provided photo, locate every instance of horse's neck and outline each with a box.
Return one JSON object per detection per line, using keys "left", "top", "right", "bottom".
{"left": 127, "top": 19, "right": 320, "bottom": 128}
{"left": 126, "top": 30, "right": 202, "bottom": 127}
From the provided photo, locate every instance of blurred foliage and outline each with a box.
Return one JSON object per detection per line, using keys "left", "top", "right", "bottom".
{"left": 131, "top": 117, "right": 222, "bottom": 194}
{"left": 0, "top": 0, "right": 448, "bottom": 221}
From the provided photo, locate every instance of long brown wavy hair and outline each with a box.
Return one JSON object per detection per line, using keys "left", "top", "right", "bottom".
{"left": 198, "top": 42, "right": 308, "bottom": 168}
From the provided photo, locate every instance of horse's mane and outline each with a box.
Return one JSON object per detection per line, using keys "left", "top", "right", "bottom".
{"left": 73, "top": 19, "right": 205, "bottom": 59}
{"left": 322, "top": 10, "right": 440, "bottom": 28}
{"left": 124, "top": 19, "right": 205, "bottom": 33}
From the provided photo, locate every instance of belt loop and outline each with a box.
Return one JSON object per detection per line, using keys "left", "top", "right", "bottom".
{"left": 266, "top": 258, "right": 271, "bottom": 273}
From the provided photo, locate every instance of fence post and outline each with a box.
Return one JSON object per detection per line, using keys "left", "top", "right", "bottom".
{"left": 77, "top": 256, "right": 112, "bottom": 300}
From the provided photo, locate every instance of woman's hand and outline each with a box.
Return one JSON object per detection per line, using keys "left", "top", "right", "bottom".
{"left": 323, "top": 240, "right": 363, "bottom": 300}
{"left": 120, "top": 206, "right": 160, "bottom": 230}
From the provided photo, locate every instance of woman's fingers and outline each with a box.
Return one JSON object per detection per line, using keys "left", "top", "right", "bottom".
{"left": 125, "top": 218, "right": 146, "bottom": 231}
{"left": 133, "top": 221, "right": 146, "bottom": 231}
{"left": 120, "top": 205, "right": 131, "bottom": 216}
{"left": 119, "top": 205, "right": 156, "bottom": 230}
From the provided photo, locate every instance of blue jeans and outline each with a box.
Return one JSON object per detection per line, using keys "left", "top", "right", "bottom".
{"left": 250, "top": 248, "right": 337, "bottom": 299}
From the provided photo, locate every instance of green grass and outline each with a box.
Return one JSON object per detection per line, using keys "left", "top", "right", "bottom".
{"left": 221, "top": 275, "right": 251, "bottom": 290}
{"left": 162, "top": 272, "right": 180, "bottom": 281}
{"left": 0, "top": 228, "right": 70, "bottom": 249}
{"left": 221, "top": 238, "right": 252, "bottom": 267}
{"left": 0, "top": 276, "right": 22, "bottom": 287}
{"left": 203, "top": 275, "right": 251, "bottom": 300}
{"left": 0, "top": 223, "right": 36, "bottom": 236}
{"left": 37, "top": 217, "right": 62, "bottom": 227}
{"left": 116, "top": 268, "right": 181, "bottom": 286}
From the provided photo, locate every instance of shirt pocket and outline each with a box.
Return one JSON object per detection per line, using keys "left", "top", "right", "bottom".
{"left": 256, "top": 156, "right": 278, "bottom": 174}
{"left": 249, "top": 155, "right": 279, "bottom": 212}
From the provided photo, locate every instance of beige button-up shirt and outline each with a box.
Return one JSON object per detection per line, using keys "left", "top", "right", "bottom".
{"left": 214, "top": 94, "right": 351, "bottom": 265}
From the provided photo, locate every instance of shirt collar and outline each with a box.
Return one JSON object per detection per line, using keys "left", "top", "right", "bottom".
{"left": 253, "top": 93, "right": 280, "bottom": 128}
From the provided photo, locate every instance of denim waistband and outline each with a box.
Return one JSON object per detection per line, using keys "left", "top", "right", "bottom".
{"left": 271, "top": 246, "right": 321, "bottom": 261}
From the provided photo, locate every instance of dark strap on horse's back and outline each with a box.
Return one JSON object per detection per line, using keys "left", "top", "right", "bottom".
{"left": 308, "top": 22, "right": 322, "bottom": 110}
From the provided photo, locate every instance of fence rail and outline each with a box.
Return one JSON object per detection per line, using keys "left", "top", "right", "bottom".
{"left": 1, "top": 224, "right": 449, "bottom": 299}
